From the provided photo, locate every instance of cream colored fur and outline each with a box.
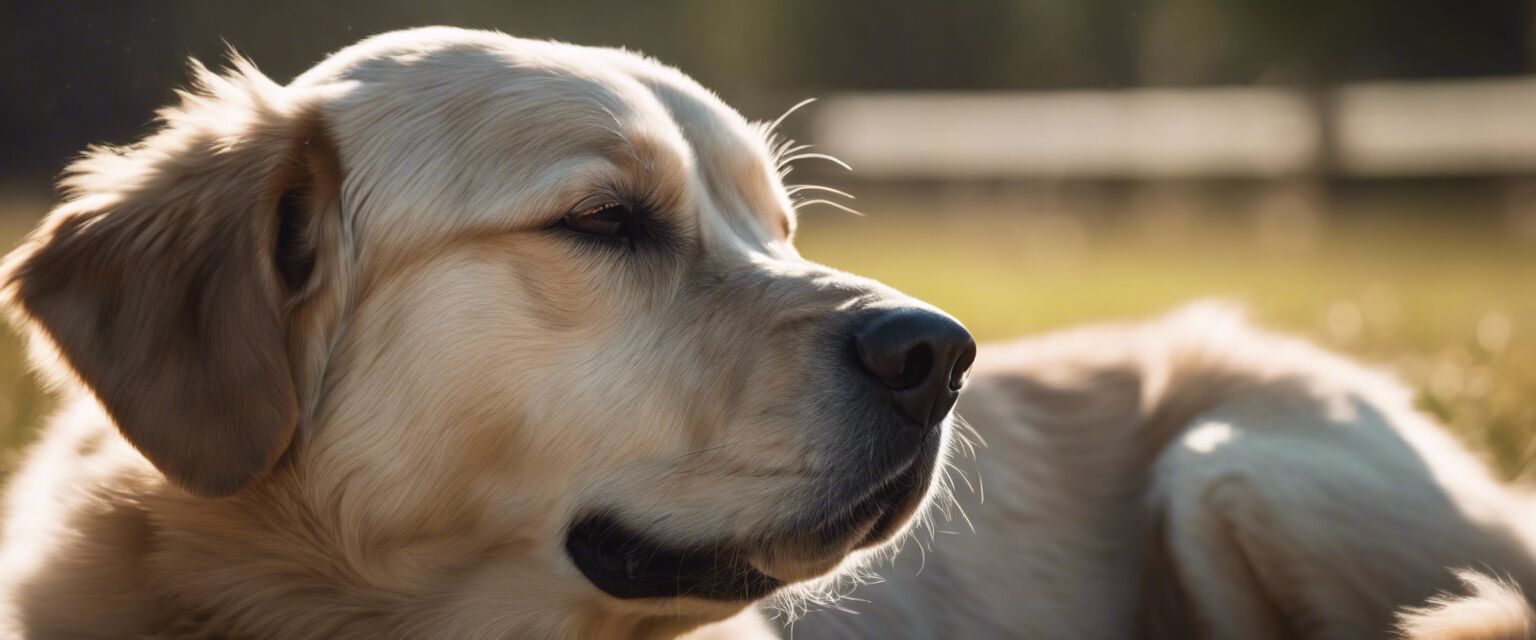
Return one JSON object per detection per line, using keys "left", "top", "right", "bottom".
{"left": 1397, "top": 571, "right": 1534, "bottom": 640}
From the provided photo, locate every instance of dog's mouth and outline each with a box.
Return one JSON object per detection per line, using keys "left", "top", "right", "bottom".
{"left": 566, "top": 428, "right": 943, "bottom": 601}
{"left": 565, "top": 513, "right": 784, "bottom": 601}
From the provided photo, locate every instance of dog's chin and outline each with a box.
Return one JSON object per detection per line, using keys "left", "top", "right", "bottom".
{"left": 566, "top": 429, "right": 943, "bottom": 602}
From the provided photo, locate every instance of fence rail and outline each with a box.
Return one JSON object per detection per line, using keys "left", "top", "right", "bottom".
{"left": 812, "top": 78, "right": 1536, "bottom": 179}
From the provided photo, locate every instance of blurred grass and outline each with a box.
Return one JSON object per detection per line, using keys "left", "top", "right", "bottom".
{"left": 0, "top": 205, "right": 48, "bottom": 481}
{"left": 0, "top": 184, "right": 1534, "bottom": 483}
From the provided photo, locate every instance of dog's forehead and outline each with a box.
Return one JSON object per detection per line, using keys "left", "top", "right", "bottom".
{"left": 296, "top": 27, "right": 789, "bottom": 254}
{"left": 603, "top": 51, "right": 798, "bottom": 254}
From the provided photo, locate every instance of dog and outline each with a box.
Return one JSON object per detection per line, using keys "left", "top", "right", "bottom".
{"left": 0, "top": 27, "right": 976, "bottom": 638}
{"left": 1, "top": 26, "right": 1532, "bottom": 640}
{"left": 787, "top": 303, "right": 1536, "bottom": 639}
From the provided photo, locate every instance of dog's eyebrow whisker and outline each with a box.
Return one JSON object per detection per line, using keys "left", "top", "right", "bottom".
{"left": 778, "top": 151, "right": 853, "bottom": 172}
{"left": 774, "top": 144, "right": 813, "bottom": 169}
{"left": 776, "top": 143, "right": 814, "bottom": 162}
{"left": 793, "top": 198, "right": 864, "bottom": 216}
{"left": 785, "top": 184, "right": 856, "bottom": 200}
{"left": 772, "top": 141, "right": 815, "bottom": 177}
{"left": 767, "top": 97, "right": 817, "bottom": 138}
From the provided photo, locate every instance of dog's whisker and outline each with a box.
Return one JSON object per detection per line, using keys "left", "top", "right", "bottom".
{"left": 785, "top": 184, "right": 856, "bottom": 200}
{"left": 953, "top": 413, "right": 988, "bottom": 449}
{"left": 949, "top": 494, "right": 976, "bottom": 534}
{"left": 775, "top": 143, "right": 814, "bottom": 164}
{"left": 951, "top": 465, "right": 976, "bottom": 495}
{"left": 792, "top": 198, "right": 864, "bottom": 216}
{"left": 778, "top": 151, "right": 853, "bottom": 172}
{"left": 767, "top": 97, "right": 817, "bottom": 138}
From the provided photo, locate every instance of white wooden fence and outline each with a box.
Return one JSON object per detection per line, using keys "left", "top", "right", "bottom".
{"left": 812, "top": 78, "right": 1536, "bottom": 179}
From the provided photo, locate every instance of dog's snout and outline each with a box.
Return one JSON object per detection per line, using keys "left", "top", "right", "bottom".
{"left": 853, "top": 308, "right": 977, "bottom": 429}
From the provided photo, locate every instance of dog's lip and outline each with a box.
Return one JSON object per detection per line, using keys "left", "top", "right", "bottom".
{"left": 564, "top": 462, "right": 929, "bottom": 603}
{"left": 565, "top": 513, "right": 784, "bottom": 602}
{"left": 566, "top": 428, "right": 942, "bottom": 601}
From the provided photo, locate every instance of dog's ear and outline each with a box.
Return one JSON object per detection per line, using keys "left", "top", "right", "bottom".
{"left": 1, "top": 59, "right": 339, "bottom": 497}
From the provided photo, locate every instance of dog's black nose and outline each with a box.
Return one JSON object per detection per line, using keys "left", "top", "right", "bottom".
{"left": 854, "top": 308, "right": 977, "bottom": 430}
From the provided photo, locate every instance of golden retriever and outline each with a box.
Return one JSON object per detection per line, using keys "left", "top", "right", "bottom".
{"left": 0, "top": 27, "right": 975, "bottom": 638}
{"left": 1, "top": 27, "right": 1533, "bottom": 640}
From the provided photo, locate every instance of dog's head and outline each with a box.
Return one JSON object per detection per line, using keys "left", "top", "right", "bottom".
{"left": 3, "top": 28, "right": 974, "bottom": 634}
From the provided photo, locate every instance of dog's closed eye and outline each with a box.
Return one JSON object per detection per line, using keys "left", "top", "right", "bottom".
{"left": 553, "top": 197, "right": 679, "bottom": 252}
{"left": 561, "top": 200, "right": 632, "bottom": 238}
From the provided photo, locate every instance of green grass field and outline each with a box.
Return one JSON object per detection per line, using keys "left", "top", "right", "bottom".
{"left": 0, "top": 185, "right": 1533, "bottom": 482}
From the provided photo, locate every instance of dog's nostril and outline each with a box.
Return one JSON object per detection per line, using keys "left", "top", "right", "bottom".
{"left": 949, "top": 342, "right": 977, "bottom": 391}
{"left": 889, "top": 344, "right": 934, "bottom": 390}
{"left": 853, "top": 308, "right": 977, "bottom": 430}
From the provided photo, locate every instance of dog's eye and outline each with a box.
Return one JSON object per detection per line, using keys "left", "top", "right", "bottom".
{"left": 561, "top": 201, "right": 632, "bottom": 238}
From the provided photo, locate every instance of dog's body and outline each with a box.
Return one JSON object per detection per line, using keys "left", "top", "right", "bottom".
{"left": 1, "top": 27, "right": 1533, "bottom": 640}
{"left": 791, "top": 304, "right": 1536, "bottom": 639}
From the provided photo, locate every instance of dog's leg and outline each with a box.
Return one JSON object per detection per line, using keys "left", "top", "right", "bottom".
{"left": 1142, "top": 464, "right": 1303, "bottom": 640}
{"left": 1138, "top": 412, "right": 1529, "bottom": 640}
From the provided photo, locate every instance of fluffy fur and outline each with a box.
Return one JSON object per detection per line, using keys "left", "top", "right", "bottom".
{"left": 1397, "top": 571, "right": 1535, "bottom": 640}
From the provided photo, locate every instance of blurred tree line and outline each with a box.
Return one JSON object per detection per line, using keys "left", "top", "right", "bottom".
{"left": 2, "top": 0, "right": 1531, "bottom": 179}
